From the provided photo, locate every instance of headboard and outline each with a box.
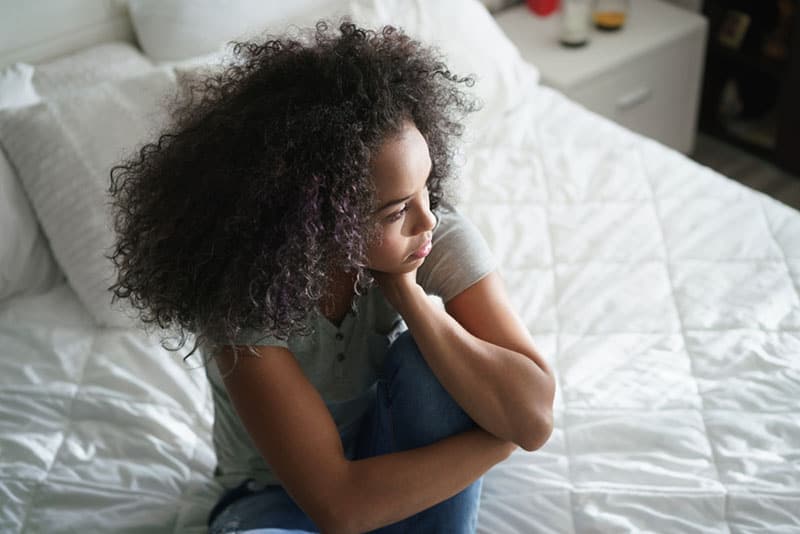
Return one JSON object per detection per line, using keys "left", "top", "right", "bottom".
{"left": 0, "top": 0, "right": 136, "bottom": 68}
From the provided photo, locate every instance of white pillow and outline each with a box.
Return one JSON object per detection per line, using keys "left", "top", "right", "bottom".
{"left": 127, "top": 0, "right": 350, "bottom": 62}
{"left": 346, "top": 0, "right": 540, "bottom": 121}
{"left": 129, "top": 0, "right": 539, "bottom": 129}
{"left": 0, "top": 43, "right": 158, "bottom": 303}
{"left": 0, "top": 69, "right": 178, "bottom": 326}
{"left": 0, "top": 63, "right": 63, "bottom": 302}
{"left": 32, "top": 41, "right": 155, "bottom": 99}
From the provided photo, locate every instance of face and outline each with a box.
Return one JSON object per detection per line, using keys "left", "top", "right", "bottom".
{"left": 366, "top": 121, "right": 438, "bottom": 274}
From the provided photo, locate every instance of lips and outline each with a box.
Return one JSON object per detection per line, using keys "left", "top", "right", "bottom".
{"left": 409, "top": 238, "right": 433, "bottom": 260}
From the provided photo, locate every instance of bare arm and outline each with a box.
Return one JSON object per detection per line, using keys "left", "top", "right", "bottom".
{"left": 375, "top": 270, "right": 556, "bottom": 451}
{"left": 216, "top": 346, "right": 515, "bottom": 534}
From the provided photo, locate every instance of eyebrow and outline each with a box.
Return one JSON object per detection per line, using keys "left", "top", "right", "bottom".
{"left": 375, "top": 194, "right": 414, "bottom": 213}
{"left": 373, "top": 162, "right": 433, "bottom": 214}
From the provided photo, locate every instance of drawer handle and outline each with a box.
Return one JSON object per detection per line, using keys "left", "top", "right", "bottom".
{"left": 616, "top": 87, "right": 653, "bottom": 111}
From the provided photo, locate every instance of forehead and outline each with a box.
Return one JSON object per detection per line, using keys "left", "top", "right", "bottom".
{"left": 370, "top": 123, "right": 431, "bottom": 197}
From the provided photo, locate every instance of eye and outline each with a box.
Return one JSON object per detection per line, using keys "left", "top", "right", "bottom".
{"left": 386, "top": 204, "right": 409, "bottom": 223}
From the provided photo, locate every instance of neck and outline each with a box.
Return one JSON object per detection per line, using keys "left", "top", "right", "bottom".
{"left": 319, "top": 270, "right": 357, "bottom": 323}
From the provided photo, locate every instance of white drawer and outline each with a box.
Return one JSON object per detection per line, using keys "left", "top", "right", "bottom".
{"left": 564, "top": 26, "right": 706, "bottom": 153}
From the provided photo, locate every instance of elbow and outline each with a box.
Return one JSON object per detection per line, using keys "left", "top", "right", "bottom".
{"left": 517, "top": 407, "right": 554, "bottom": 451}
{"left": 517, "top": 373, "right": 556, "bottom": 452}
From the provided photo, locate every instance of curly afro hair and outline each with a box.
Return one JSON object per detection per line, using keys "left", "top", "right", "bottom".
{"left": 107, "top": 20, "right": 479, "bottom": 358}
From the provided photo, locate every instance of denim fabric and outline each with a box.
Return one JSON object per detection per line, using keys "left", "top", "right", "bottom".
{"left": 208, "top": 330, "right": 483, "bottom": 533}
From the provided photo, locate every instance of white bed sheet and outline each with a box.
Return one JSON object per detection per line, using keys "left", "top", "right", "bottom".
{"left": 460, "top": 86, "right": 800, "bottom": 533}
{"left": 1, "top": 77, "right": 798, "bottom": 532}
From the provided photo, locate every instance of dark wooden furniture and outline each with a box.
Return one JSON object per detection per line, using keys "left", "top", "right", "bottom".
{"left": 699, "top": 0, "right": 800, "bottom": 174}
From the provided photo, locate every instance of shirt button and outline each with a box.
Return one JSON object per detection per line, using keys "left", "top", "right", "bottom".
{"left": 336, "top": 353, "right": 345, "bottom": 362}
{"left": 335, "top": 332, "right": 344, "bottom": 341}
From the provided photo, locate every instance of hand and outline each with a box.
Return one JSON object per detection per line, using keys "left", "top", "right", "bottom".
{"left": 370, "top": 267, "right": 421, "bottom": 313}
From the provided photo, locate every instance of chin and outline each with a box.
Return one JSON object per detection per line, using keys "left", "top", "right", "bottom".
{"left": 398, "top": 259, "right": 423, "bottom": 272}
{"left": 370, "top": 257, "right": 422, "bottom": 274}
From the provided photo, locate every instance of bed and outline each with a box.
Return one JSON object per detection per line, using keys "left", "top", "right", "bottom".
{"left": 1, "top": 0, "right": 798, "bottom": 532}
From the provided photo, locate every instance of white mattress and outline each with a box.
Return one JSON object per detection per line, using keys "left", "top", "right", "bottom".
{"left": 2, "top": 83, "right": 799, "bottom": 533}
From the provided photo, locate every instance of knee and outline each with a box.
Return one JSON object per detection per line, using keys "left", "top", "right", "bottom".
{"left": 383, "top": 330, "right": 475, "bottom": 448}
{"left": 384, "top": 330, "right": 430, "bottom": 384}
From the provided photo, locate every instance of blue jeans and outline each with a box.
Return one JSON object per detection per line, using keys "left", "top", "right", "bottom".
{"left": 208, "top": 330, "right": 483, "bottom": 533}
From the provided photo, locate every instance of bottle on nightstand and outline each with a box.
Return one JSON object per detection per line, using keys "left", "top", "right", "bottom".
{"left": 592, "top": 0, "right": 630, "bottom": 31}
{"left": 560, "top": 0, "right": 591, "bottom": 47}
{"left": 495, "top": 0, "right": 709, "bottom": 154}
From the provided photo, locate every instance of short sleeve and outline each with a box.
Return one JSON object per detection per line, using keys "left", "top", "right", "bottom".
{"left": 232, "top": 328, "right": 290, "bottom": 348}
{"left": 199, "top": 327, "right": 290, "bottom": 362}
{"left": 417, "top": 203, "right": 497, "bottom": 303}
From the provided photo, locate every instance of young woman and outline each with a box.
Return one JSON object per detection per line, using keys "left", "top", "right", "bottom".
{"left": 108, "top": 21, "right": 555, "bottom": 534}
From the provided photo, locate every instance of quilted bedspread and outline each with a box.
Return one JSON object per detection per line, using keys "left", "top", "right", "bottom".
{"left": 1, "top": 84, "right": 798, "bottom": 533}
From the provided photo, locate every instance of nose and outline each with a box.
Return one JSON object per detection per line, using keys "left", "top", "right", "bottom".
{"left": 413, "top": 203, "right": 437, "bottom": 235}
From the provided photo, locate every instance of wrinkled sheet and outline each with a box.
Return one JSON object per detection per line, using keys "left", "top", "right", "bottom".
{"left": 1, "top": 85, "right": 799, "bottom": 533}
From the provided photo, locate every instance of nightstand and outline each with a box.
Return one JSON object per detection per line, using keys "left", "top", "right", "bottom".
{"left": 495, "top": 0, "right": 708, "bottom": 154}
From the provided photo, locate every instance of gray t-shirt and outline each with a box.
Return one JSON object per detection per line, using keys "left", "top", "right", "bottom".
{"left": 206, "top": 202, "right": 497, "bottom": 489}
